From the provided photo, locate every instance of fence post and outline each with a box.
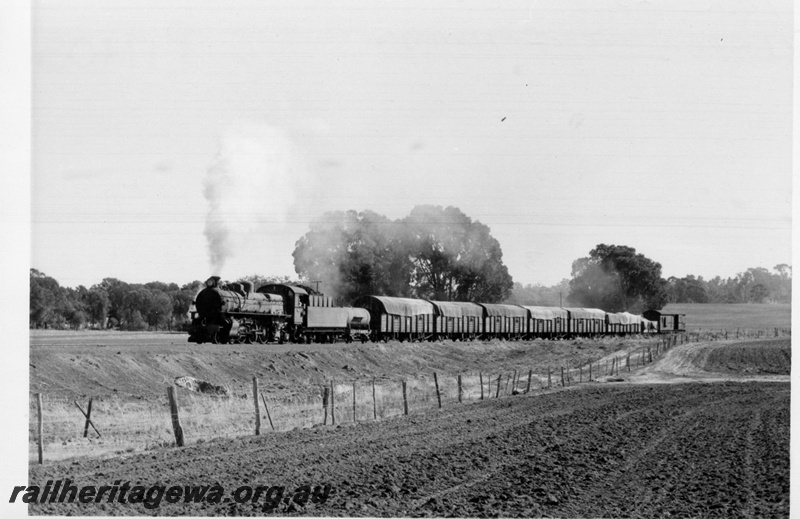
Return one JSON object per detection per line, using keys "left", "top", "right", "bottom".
{"left": 253, "top": 377, "right": 261, "bottom": 436}
{"left": 511, "top": 370, "right": 518, "bottom": 393}
{"left": 372, "top": 377, "right": 377, "bottom": 420}
{"left": 74, "top": 399, "right": 101, "bottom": 438}
{"left": 496, "top": 374, "right": 502, "bottom": 398}
{"left": 330, "top": 379, "right": 336, "bottom": 425}
{"left": 433, "top": 372, "right": 442, "bottom": 408}
{"left": 83, "top": 398, "right": 93, "bottom": 438}
{"left": 352, "top": 381, "right": 357, "bottom": 422}
{"left": 505, "top": 373, "right": 511, "bottom": 394}
{"left": 479, "top": 372, "right": 484, "bottom": 400}
{"left": 37, "top": 393, "right": 43, "bottom": 464}
{"left": 589, "top": 361, "right": 593, "bottom": 381}
{"left": 167, "top": 386, "right": 184, "bottom": 447}
{"left": 547, "top": 368, "right": 552, "bottom": 389}
{"left": 260, "top": 393, "right": 274, "bottom": 430}
{"left": 402, "top": 380, "right": 409, "bottom": 415}
{"left": 322, "top": 386, "right": 329, "bottom": 425}
{"left": 457, "top": 374, "right": 463, "bottom": 403}
{"left": 561, "top": 366, "right": 565, "bottom": 387}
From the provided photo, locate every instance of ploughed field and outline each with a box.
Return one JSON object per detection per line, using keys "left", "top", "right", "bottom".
{"left": 29, "top": 381, "right": 790, "bottom": 517}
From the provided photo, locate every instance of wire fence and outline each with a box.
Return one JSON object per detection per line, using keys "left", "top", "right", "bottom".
{"left": 29, "top": 328, "right": 790, "bottom": 463}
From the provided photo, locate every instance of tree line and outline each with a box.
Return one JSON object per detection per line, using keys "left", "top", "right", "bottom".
{"left": 30, "top": 204, "right": 791, "bottom": 330}
{"left": 29, "top": 269, "right": 205, "bottom": 331}
{"left": 508, "top": 262, "right": 791, "bottom": 308}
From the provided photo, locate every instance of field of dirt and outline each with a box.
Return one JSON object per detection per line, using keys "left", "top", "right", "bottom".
{"left": 28, "top": 382, "right": 790, "bottom": 517}
{"left": 629, "top": 337, "right": 791, "bottom": 384}
{"left": 27, "top": 331, "right": 791, "bottom": 516}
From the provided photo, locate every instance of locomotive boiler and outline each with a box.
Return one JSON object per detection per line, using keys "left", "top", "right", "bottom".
{"left": 188, "top": 276, "right": 286, "bottom": 344}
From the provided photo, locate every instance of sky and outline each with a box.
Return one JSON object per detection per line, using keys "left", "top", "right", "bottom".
{"left": 29, "top": 0, "right": 793, "bottom": 289}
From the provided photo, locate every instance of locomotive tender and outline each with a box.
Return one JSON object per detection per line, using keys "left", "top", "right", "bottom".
{"left": 188, "top": 277, "right": 370, "bottom": 344}
{"left": 189, "top": 275, "right": 683, "bottom": 344}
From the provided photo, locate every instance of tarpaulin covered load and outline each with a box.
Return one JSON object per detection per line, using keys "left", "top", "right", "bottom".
{"left": 427, "top": 301, "right": 484, "bottom": 318}
{"left": 607, "top": 312, "right": 644, "bottom": 333}
{"left": 521, "top": 306, "right": 568, "bottom": 335}
{"left": 522, "top": 306, "right": 569, "bottom": 320}
{"left": 563, "top": 307, "right": 607, "bottom": 335}
{"left": 353, "top": 296, "right": 434, "bottom": 337}
{"left": 427, "top": 301, "right": 484, "bottom": 336}
{"left": 607, "top": 312, "right": 642, "bottom": 325}
{"left": 479, "top": 304, "right": 527, "bottom": 335}
{"left": 357, "top": 296, "right": 434, "bottom": 317}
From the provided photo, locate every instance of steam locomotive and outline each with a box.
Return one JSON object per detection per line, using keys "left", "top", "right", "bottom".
{"left": 188, "top": 277, "right": 370, "bottom": 344}
{"left": 188, "top": 276, "right": 684, "bottom": 344}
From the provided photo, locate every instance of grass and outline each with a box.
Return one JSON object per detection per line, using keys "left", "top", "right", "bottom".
{"left": 662, "top": 303, "right": 791, "bottom": 331}
{"left": 29, "top": 335, "right": 659, "bottom": 462}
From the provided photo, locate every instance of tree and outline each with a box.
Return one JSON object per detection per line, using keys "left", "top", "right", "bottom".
{"left": 665, "top": 275, "right": 708, "bottom": 304}
{"left": 30, "top": 269, "right": 65, "bottom": 328}
{"left": 401, "top": 205, "right": 513, "bottom": 302}
{"left": 567, "top": 244, "right": 667, "bottom": 312}
{"left": 293, "top": 210, "right": 412, "bottom": 301}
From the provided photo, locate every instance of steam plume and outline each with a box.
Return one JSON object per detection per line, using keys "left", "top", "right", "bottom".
{"left": 203, "top": 121, "right": 295, "bottom": 275}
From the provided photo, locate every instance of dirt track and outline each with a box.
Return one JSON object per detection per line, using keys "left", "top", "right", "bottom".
{"left": 29, "top": 381, "right": 789, "bottom": 517}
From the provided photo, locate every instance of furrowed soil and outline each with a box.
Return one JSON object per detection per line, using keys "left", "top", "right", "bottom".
{"left": 28, "top": 332, "right": 791, "bottom": 517}
{"left": 29, "top": 382, "right": 790, "bottom": 517}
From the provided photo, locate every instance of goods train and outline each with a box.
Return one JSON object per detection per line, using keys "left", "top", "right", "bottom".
{"left": 188, "top": 276, "right": 685, "bottom": 344}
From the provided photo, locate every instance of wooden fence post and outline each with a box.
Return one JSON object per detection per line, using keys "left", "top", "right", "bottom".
{"left": 352, "top": 381, "right": 357, "bottom": 422}
{"left": 457, "top": 374, "right": 463, "bottom": 403}
{"left": 504, "top": 373, "right": 511, "bottom": 394}
{"left": 526, "top": 369, "right": 532, "bottom": 393}
{"left": 372, "top": 377, "right": 377, "bottom": 420}
{"left": 511, "top": 370, "right": 518, "bottom": 393}
{"left": 37, "top": 393, "right": 43, "bottom": 464}
{"left": 402, "top": 380, "right": 409, "bottom": 415}
{"left": 433, "top": 372, "right": 442, "bottom": 408}
{"left": 167, "top": 386, "right": 184, "bottom": 447}
{"left": 589, "top": 361, "right": 593, "bottom": 381}
{"left": 322, "top": 386, "right": 329, "bottom": 425}
{"left": 496, "top": 374, "right": 502, "bottom": 398}
{"left": 83, "top": 398, "right": 92, "bottom": 438}
{"left": 479, "top": 372, "right": 484, "bottom": 400}
{"left": 74, "top": 399, "right": 101, "bottom": 438}
{"left": 260, "top": 393, "right": 274, "bottom": 430}
{"left": 561, "top": 366, "right": 565, "bottom": 387}
{"left": 253, "top": 377, "right": 261, "bottom": 436}
{"left": 330, "top": 379, "right": 336, "bottom": 425}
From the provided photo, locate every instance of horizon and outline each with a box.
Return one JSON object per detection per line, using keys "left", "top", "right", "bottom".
{"left": 30, "top": 0, "right": 792, "bottom": 292}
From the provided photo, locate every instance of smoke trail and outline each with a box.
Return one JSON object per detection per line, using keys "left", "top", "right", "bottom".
{"left": 203, "top": 121, "right": 296, "bottom": 275}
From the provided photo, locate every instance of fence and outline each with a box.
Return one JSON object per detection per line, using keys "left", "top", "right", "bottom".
{"left": 29, "top": 327, "right": 790, "bottom": 463}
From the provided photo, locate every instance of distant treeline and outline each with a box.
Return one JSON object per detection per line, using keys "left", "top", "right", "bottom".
{"left": 31, "top": 262, "right": 791, "bottom": 331}
{"left": 508, "top": 265, "right": 792, "bottom": 307}
{"left": 28, "top": 270, "right": 298, "bottom": 331}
